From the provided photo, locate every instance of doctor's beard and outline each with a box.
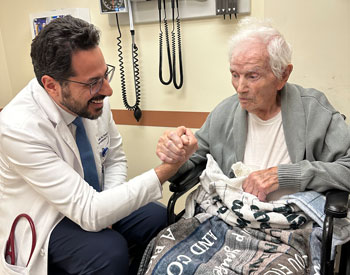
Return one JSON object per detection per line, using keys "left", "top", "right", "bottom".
{"left": 60, "top": 85, "right": 104, "bottom": 120}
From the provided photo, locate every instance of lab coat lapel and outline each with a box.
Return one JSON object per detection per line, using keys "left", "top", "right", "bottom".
{"left": 31, "top": 79, "right": 83, "bottom": 172}
{"left": 56, "top": 121, "right": 82, "bottom": 165}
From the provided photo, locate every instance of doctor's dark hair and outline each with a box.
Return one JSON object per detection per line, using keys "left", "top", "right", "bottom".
{"left": 30, "top": 15, "right": 100, "bottom": 87}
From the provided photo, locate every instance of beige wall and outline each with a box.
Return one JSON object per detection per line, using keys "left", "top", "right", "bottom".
{"left": 264, "top": 0, "right": 350, "bottom": 121}
{"left": 0, "top": 0, "right": 349, "bottom": 209}
{"left": 0, "top": 27, "right": 12, "bottom": 106}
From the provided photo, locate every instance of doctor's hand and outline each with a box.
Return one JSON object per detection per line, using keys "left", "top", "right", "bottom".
{"left": 156, "top": 126, "right": 198, "bottom": 164}
{"left": 242, "top": 167, "right": 279, "bottom": 202}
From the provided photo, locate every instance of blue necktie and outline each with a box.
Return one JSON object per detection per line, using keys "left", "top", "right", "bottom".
{"left": 73, "top": 117, "right": 100, "bottom": 191}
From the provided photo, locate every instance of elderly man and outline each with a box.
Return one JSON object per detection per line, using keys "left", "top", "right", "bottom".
{"left": 157, "top": 18, "right": 350, "bottom": 202}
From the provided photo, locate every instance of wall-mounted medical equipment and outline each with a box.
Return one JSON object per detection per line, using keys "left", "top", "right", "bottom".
{"left": 29, "top": 8, "right": 90, "bottom": 38}
{"left": 216, "top": 0, "right": 238, "bottom": 19}
{"left": 100, "top": 0, "right": 250, "bottom": 120}
{"left": 158, "top": 0, "right": 183, "bottom": 89}
{"left": 100, "top": 0, "right": 142, "bottom": 122}
{"left": 158, "top": 0, "right": 172, "bottom": 86}
{"left": 106, "top": 0, "right": 250, "bottom": 26}
{"left": 100, "top": 0, "right": 128, "bottom": 13}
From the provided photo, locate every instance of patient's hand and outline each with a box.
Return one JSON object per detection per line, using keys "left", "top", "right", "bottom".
{"left": 156, "top": 126, "right": 198, "bottom": 164}
{"left": 242, "top": 167, "right": 279, "bottom": 202}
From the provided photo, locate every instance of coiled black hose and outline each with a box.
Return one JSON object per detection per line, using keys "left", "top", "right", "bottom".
{"left": 115, "top": 14, "right": 142, "bottom": 122}
{"left": 171, "top": 0, "right": 183, "bottom": 89}
{"left": 158, "top": 0, "right": 172, "bottom": 85}
{"left": 172, "top": 16, "right": 183, "bottom": 89}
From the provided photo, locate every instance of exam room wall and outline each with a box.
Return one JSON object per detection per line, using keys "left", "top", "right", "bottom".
{"left": 0, "top": 0, "right": 349, "bottom": 210}
{"left": 0, "top": 28, "right": 12, "bottom": 106}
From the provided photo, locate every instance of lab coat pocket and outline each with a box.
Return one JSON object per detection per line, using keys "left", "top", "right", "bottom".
{"left": 3, "top": 214, "right": 36, "bottom": 275}
{"left": 3, "top": 264, "right": 29, "bottom": 275}
{"left": 1, "top": 246, "right": 29, "bottom": 275}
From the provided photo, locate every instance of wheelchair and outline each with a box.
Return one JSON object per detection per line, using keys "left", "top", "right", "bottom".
{"left": 167, "top": 161, "right": 350, "bottom": 275}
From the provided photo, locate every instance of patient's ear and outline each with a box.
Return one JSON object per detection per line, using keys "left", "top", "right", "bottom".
{"left": 277, "top": 64, "right": 293, "bottom": 90}
{"left": 41, "top": 75, "right": 61, "bottom": 99}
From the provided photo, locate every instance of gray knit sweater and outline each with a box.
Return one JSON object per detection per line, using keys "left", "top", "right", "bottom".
{"left": 178, "top": 83, "right": 350, "bottom": 192}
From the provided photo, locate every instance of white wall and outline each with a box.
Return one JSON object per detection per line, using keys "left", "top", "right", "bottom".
{"left": 0, "top": 0, "right": 349, "bottom": 209}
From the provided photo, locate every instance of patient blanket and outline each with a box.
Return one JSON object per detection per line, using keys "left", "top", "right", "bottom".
{"left": 138, "top": 155, "right": 350, "bottom": 275}
{"left": 140, "top": 215, "right": 316, "bottom": 275}
{"left": 183, "top": 155, "right": 308, "bottom": 230}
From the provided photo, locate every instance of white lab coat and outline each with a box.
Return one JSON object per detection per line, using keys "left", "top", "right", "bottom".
{"left": 0, "top": 79, "right": 162, "bottom": 274}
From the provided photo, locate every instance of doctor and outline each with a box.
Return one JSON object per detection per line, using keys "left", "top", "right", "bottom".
{"left": 0, "top": 15, "right": 197, "bottom": 275}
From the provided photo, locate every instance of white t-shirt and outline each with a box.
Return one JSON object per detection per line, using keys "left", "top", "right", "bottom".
{"left": 243, "top": 111, "right": 298, "bottom": 201}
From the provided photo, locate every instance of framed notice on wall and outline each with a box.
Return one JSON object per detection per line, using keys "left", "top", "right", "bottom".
{"left": 29, "top": 8, "right": 90, "bottom": 38}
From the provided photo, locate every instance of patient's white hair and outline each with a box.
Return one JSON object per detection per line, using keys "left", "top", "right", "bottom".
{"left": 228, "top": 18, "right": 292, "bottom": 80}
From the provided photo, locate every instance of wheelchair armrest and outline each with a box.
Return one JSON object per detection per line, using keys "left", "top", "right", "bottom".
{"left": 324, "top": 189, "right": 349, "bottom": 218}
{"left": 167, "top": 161, "right": 206, "bottom": 225}
{"left": 321, "top": 189, "right": 349, "bottom": 275}
{"left": 169, "top": 161, "right": 207, "bottom": 193}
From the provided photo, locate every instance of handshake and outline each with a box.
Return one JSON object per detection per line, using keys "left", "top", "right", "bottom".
{"left": 156, "top": 126, "right": 198, "bottom": 166}
{"left": 155, "top": 126, "right": 279, "bottom": 202}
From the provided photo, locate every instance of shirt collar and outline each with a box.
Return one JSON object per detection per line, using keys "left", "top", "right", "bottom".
{"left": 53, "top": 101, "right": 77, "bottom": 125}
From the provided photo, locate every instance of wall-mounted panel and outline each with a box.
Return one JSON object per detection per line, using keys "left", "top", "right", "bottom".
{"left": 105, "top": 0, "right": 250, "bottom": 26}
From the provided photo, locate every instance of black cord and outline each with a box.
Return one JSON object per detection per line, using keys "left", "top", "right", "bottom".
{"left": 158, "top": 0, "right": 172, "bottom": 85}
{"left": 171, "top": 0, "right": 183, "bottom": 89}
{"left": 158, "top": 0, "right": 173, "bottom": 85}
{"left": 115, "top": 14, "right": 142, "bottom": 122}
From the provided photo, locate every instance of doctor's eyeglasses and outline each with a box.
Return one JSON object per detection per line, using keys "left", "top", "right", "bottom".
{"left": 60, "top": 64, "right": 115, "bottom": 95}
